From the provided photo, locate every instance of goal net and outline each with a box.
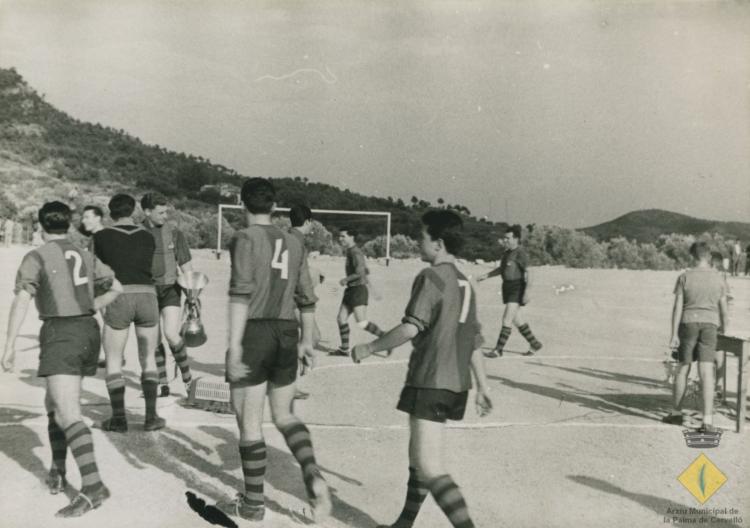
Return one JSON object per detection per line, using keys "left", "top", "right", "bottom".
{"left": 216, "top": 204, "right": 392, "bottom": 265}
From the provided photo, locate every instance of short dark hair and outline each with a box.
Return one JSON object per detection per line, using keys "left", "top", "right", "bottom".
{"left": 710, "top": 251, "right": 723, "bottom": 267}
{"left": 82, "top": 205, "right": 103, "bottom": 218}
{"left": 108, "top": 194, "right": 136, "bottom": 220}
{"left": 340, "top": 228, "right": 358, "bottom": 238}
{"left": 422, "top": 209, "right": 464, "bottom": 256}
{"left": 289, "top": 204, "right": 312, "bottom": 227}
{"left": 506, "top": 224, "right": 523, "bottom": 241}
{"left": 241, "top": 178, "right": 275, "bottom": 214}
{"left": 689, "top": 241, "right": 711, "bottom": 261}
{"left": 140, "top": 193, "right": 168, "bottom": 211}
{"left": 38, "top": 201, "right": 71, "bottom": 234}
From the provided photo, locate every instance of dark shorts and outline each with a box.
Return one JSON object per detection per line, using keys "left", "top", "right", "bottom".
{"left": 229, "top": 319, "right": 300, "bottom": 388}
{"left": 502, "top": 280, "right": 526, "bottom": 305}
{"left": 156, "top": 283, "right": 182, "bottom": 310}
{"left": 342, "top": 285, "right": 369, "bottom": 310}
{"left": 38, "top": 316, "right": 100, "bottom": 377}
{"left": 396, "top": 386, "right": 469, "bottom": 423}
{"left": 103, "top": 292, "right": 159, "bottom": 330}
{"left": 677, "top": 322, "right": 718, "bottom": 363}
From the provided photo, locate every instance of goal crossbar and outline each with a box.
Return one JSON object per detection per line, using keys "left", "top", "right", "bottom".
{"left": 217, "top": 204, "right": 392, "bottom": 264}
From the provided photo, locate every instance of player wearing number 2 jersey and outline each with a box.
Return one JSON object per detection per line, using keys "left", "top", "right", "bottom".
{"left": 2, "top": 202, "right": 122, "bottom": 518}
{"left": 216, "top": 178, "right": 331, "bottom": 524}
{"left": 351, "top": 210, "right": 492, "bottom": 528}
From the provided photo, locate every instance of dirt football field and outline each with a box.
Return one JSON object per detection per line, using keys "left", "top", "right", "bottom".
{"left": 0, "top": 247, "right": 748, "bottom": 528}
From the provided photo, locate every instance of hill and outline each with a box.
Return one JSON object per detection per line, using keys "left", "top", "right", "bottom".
{"left": 581, "top": 209, "right": 750, "bottom": 244}
{"left": 0, "top": 67, "right": 507, "bottom": 259}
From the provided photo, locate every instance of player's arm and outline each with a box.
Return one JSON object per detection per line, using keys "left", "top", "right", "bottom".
{"left": 718, "top": 295, "right": 729, "bottom": 335}
{"left": 670, "top": 292, "right": 683, "bottom": 349}
{"left": 477, "top": 265, "right": 503, "bottom": 282}
{"left": 94, "top": 279, "right": 122, "bottom": 311}
{"left": 226, "top": 234, "right": 254, "bottom": 382}
{"left": 295, "top": 250, "right": 319, "bottom": 371}
{"left": 175, "top": 230, "right": 193, "bottom": 274}
{"left": 2, "top": 290, "right": 32, "bottom": 372}
{"left": 470, "top": 348, "right": 493, "bottom": 417}
{"left": 352, "top": 323, "right": 419, "bottom": 363}
{"left": 92, "top": 257, "right": 121, "bottom": 311}
{"left": 340, "top": 251, "right": 367, "bottom": 286}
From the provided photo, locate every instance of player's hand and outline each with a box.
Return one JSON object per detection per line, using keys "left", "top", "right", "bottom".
{"left": 475, "top": 389, "right": 492, "bottom": 417}
{"left": 339, "top": 278, "right": 348, "bottom": 287}
{"left": 225, "top": 347, "right": 250, "bottom": 383}
{"left": 298, "top": 342, "right": 316, "bottom": 375}
{"left": 476, "top": 275, "right": 486, "bottom": 283}
{"left": 522, "top": 293, "right": 530, "bottom": 305}
{"left": 2, "top": 343, "right": 16, "bottom": 373}
{"left": 351, "top": 343, "right": 373, "bottom": 364}
{"left": 669, "top": 335, "right": 680, "bottom": 350}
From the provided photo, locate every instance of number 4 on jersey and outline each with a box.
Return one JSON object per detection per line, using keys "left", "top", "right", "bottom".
{"left": 271, "top": 239, "right": 289, "bottom": 279}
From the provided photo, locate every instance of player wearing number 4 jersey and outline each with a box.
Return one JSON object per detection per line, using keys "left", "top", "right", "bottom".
{"left": 2, "top": 202, "right": 122, "bottom": 517}
{"left": 352, "top": 210, "right": 492, "bottom": 528}
{"left": 216, "top": 178, "right": 331, "bottom": 523}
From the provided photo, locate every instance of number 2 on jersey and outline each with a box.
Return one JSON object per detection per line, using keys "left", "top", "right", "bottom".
{"left": 271, "top": 239, "right": 289, "bottom": 279}
{"left": 457, "top": 279, "right": 471, "bottom": 323}
{"left": 64, "top": 250, "right": 89, "bottom": 286}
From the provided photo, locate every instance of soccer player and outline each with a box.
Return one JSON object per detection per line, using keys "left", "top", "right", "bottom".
{"left": 477, "top": 224, "right": 543, "bottom": 357}
{"left": 664, "top": 241, "right": 729, "bottom": 431}
{"left": 141, "top": 193, "right": 194, "bottom": 397}
{"left": 332, "top": 228, "right": 387, "bottom": 356}
{"left": 351, "top": 209, "right": 492, "bottom": 528}
{"left": 93, "top": 194, "right": 165, "bottom": 432}
{"left": 1, "top": 202, "right": 122, "bottom": 517}
{"left": 79, "top": 205, "right": 104, "bottom": 238}
{"left": 216, "top": 178, "right": 331, "bottom": 522}
{"left": 288, "top": 204, "right": 323, "bottom": 400}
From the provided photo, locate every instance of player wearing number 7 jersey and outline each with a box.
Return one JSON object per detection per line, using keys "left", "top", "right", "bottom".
{"left": 2, "top": 202, "right": 122, "bottom": 517}
{"left": 351, "top": 210, "right": 492, "bottom": 528}
{"left": 215, "top": 178, "right": 331, "bottom": 524}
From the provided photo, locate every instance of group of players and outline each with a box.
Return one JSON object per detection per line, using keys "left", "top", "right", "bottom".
{"left": 0, "top": 177, "right": 536, "bottom": 528}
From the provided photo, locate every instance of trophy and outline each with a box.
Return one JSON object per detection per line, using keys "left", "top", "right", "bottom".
{"left": 178, "top": 271, "right": 209, "bottom": 348}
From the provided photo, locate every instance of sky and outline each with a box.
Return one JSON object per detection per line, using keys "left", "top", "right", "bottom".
{"left": 0, "top": 0, "right": 748, "bottom": 227}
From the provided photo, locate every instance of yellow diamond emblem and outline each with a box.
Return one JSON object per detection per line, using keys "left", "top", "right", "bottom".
{"left": 677, "top": 453, "right": 727, "bottom": 504}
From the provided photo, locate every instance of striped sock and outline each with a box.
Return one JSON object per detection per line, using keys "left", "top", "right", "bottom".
{"left": 47, "top": 412, "right": 67, "bottom": 475}
{"left": 278, "top": 419, "right": 322, "bottom": 498}
{"left": 338, "top": 322, "right": 350, "bottom": 350}
{"left": 155, "top": 344, "right": 169, "bottom": 384}
{"left": 105, "top": 374, "right": 126, "bottom": 419}
{"left": 518, "top": 323, "right": 542, "bottom": 350}
{"left": 393, "top": 467, "right": 428, "bottom": 527}
{"left": 239, "top": 440, "right": 266, "bottom": 507}
{"left": 495, "top": 326, "right": 512, "bottom": 351}
{"left": 64, "top": 422, "right": 103, "bottom": 493}
{"left": 170, "top": 341, "right": 192, "bottom": 384}
{"left": 141, "top": 371, "right": 159, "bottom": 421}
{"left": 364, "top": 322, "right": 385, "bottom": 337}
{"left": 428, "top": 475, "right": 474, "bottom": 528}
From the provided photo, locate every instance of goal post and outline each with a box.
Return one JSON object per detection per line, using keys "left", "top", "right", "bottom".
{"left": 216, "top": 204, "right": 392, "bottom": 265}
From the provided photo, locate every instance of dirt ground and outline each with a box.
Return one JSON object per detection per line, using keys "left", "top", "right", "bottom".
{"left": 0, "top": 247, "right": 747, "bottom": 528}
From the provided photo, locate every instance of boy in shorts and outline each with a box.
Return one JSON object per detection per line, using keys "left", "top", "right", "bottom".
{"left": 352, "top": 210, "right": 492, "bottom": 528}
{"left": 1, "top": 202, "right": 122, "bottom": 517}
{"left": 93, "top": 194, "right": 165, "bottom": 432}
{"left": 332, "top": 228, "right": 388, "bottom": 356}
{"left": 664, "top": 241, "right": 729, "bottom": 431}
{"left": 215, "top": 178, "right": 331, "bottom": 522}
{"left": 477, "top": 224, "right": 542, "bottom": 357}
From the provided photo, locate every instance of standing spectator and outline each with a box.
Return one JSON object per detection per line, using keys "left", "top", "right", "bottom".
{"left": 731, "top": 239, "right": 741, "bottom": 276}
{"left": 745, "top": 243, "right": 750, "bottom": 276}
{"left": 4, "top": 218, "right": 15, "bottom": 246}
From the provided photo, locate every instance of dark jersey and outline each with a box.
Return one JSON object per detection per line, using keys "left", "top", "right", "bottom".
{"left": 487, "top": 247, "right": 529, "bottom": 282}
{"left": 402, "top": 263, "right": 483, "bottom": 392}
{"left": 93, "top": 225, "right": 155, "bottom": 286}
{"left": 229, "top": 224, "right": 317, "bottom": 320}
{"left": 345, "top": 246, "right": 368, "bottom": 287}
{"left": 15, "top": 239, "right": 114, "bottom": 320}
{"left": 142, "top": 220, "right": 191, "bottom": 285}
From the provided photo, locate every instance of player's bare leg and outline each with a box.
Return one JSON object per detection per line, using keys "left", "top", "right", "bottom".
{"left": 485, "top": 303, "right": 517, "bottom": 358}
{"left": 513, "top": 307, "right": 542, "bottom": 356}
{"left": 410, "top": 417, "right": 475, "bottom": 528}
{"left": 101, "top": 325, "right": 129, "bottom": 432}
{"left": 269, "top": 382, "right": 331, "bottom": 522}
{"left": 663, "top": 362, "right": 691, "bottom": 425}
{"left": 333, "top": 303, "right": 352, "bottom": 355}
{"left": 48, "top": 374, "right": 110, "bottom": 517}
{"left": 44, "top": 390, "right": 67, "bottom": 494}
{"left": 215, "top": 383, "right": 267, "bottom": 521}
{"left": 162, "top": 305, "right": 193, "bottom": 394}
{"left": 136, "top": 324, "right": 165, "bottom": 430}
{"left": 697, "top": 360, "right": 716, "bottom": 430}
